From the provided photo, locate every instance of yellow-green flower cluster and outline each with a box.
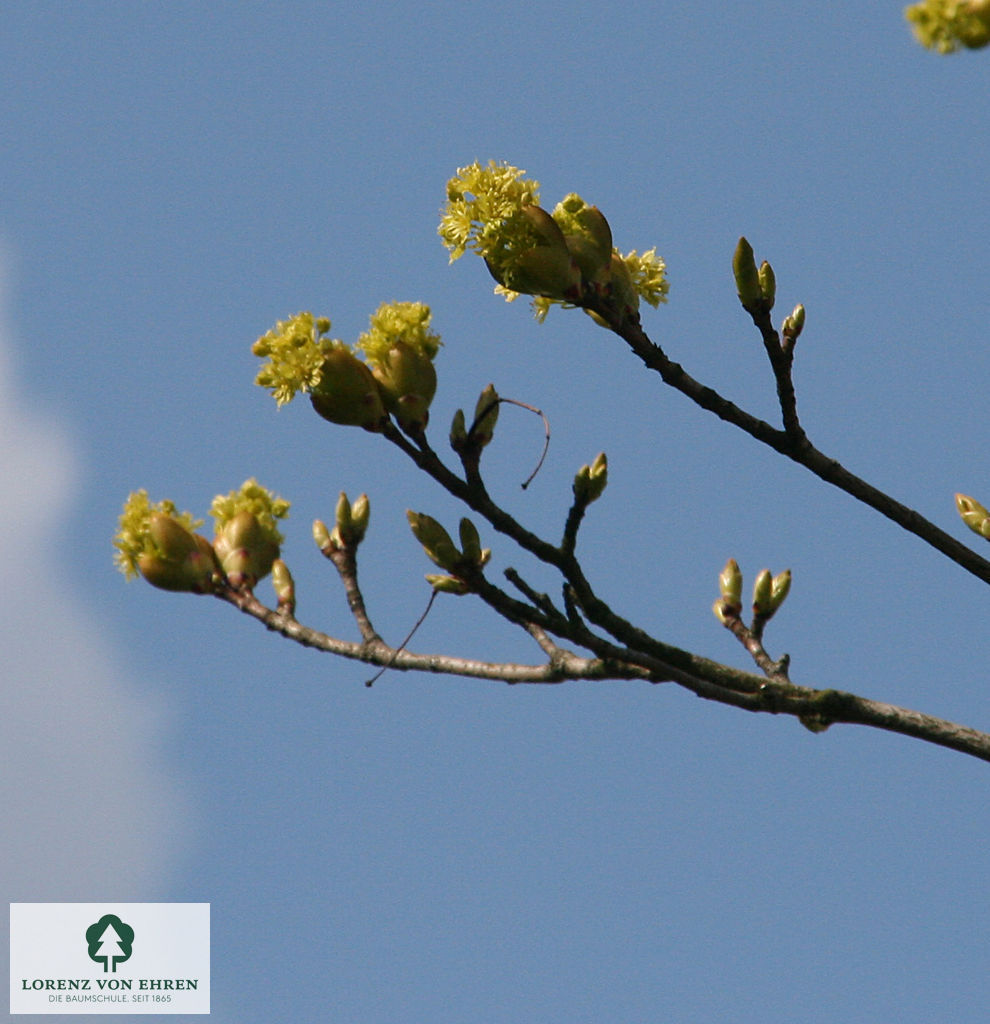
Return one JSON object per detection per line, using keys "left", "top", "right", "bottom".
{"left": 357, "top": 301, "right": 441, "bottom": 433}
{"left": 905, "top": 0, "right": 990, "bottom": 52}
{"left": 210, "top": 478, "right": 289, "bottom": 545}
{"left": 620, "top": 249, "right": 669, "bottom": 309}
{"left": 114, "top": 491, "right": 204, "bottom": 580}
{"left": 438, "top": 160, "right": 542, "bottom": 264}
{"left": 253, "top": 313, "right": 338, "bottom": 406}
{"left": 357, "top": 301, "right": 441, "bottom": 363}
{"left": 439, "top": 162, "right": 668, "bottom": 322}
{"left": 253, "top": 303, "right": 442, "bottom": 433}
{"left": 210, "top": 478, "right": 290, "bottom": 588}
{"left": 115, "top": 481, "right": 291, "bottom": 593}
{"left": 114, "top": 491, "right": 221, "bottom": 594}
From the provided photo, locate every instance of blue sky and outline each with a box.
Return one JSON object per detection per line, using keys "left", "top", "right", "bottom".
{"left": 3, "top": 2, "right": 989, "bottom": 1021}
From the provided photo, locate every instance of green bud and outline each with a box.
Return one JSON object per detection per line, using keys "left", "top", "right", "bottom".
{"left": 489, "top": 205, "right": 582, "bottom": 301}
{"left": 406, "top": 510, "right": 461, "bottom": 573}
{"left": 313, "top": 518, "right": 332, "bottom": 552}
{"left": 350, "top": 493, "right": 370, "bottom": 540}
{"left": 752, "top": 568, "right": 773, "bottom": 616}
{"left": 719, "top": 558, "right": 743, "bottom": 611}
{"left": 466, "top": 384, "right": 500, "bottom": 448}
{"left": 332, "top": 491, "right": 369, "bottom": 547}
{"left": 309, "top": 347, "right": 387, "bottom": 431}
{"left": 449, "top": 408, "right": 468, "bottom": 451}
{"left": 733, "top": 237, "right": 763, "bottom": 312}
{"left": 500, "top": 244, "right": 582, "bottom": 302}
{"left": 271, "top": 558, "right": 296, "bottom": 616}
{"left": 758, "top": 260, "right": 776, "bottom": 310}
{"left": 573, "top": 452, "right": 608, "bottom": 504}
{"left": 956, "top": 493, "right": 990, "bottom": 539}
{"left": 138, "top": 514, "right": 221, "bottom": 594}
{"left": 553, "top": 195, "right": 613, "bottom": 285}
{"left": 213, "top": 509, "right": 280, "bottom": 589}
{"left": 458, "top": 517, "right": 482, "bottom": 564}
{"left": 782, "top": 303, "right": 805, "bottom": 343}
{"left": 425, "top": 573, "right": 471, "bottom": 595}
{"left": 712, "top": 598, "right": 732, "bottom": 625}
{"left": 769, "top": 569, "right": 792, "bottom": 613}
{"left": 367, "top": 341, "right": 438, "bottom": 433}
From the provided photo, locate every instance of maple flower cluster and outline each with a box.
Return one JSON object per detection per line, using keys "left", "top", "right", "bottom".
{"left": 438, "top": 160, "right": 668, "bottom": 322}
{"left": 252, "top": 302, "right": 441, "bottom": 434}
{"left": 905, "top": 0, "right": 990, "bottom": 52}
{"left": 115, "top": 479, "right": 289, "bottom": 593}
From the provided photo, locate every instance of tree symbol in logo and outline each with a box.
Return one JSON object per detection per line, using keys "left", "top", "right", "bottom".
{"left": 85, "top": 914, "right": 134, "bottom": 973}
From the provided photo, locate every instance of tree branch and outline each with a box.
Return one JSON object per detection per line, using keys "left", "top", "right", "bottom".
{"left": 587, "top": 296, "right": 990, "bottom": 586}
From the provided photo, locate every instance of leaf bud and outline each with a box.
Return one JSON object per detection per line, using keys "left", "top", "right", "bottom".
{"left": 350, "top": 493, "right": 370, "bottom": 540}
{"left": 782, "top": 303, "right": 805, "bottom": 343}
{"left": 271, "top": 558, "right": 296, "bottom": 617}
{"left": 956, "top": 493, "right": 990, "bottom": 539}
{"left": 732, "top": 237, "right": 763, "bottom": 312}
{"left": 471, "top": 384, "right": 500, "bottom": 445}
{"left": 573, "top": 452, "right": 608, "bottom": 504}
{"left": 332, "top": 490, "right": 370, "bottom": 547}
{"left": 313, "top": 518, "right": 332, "bottom": 553}
{"left": 367, "top": 341, "right": 437, "bottom": 434}
{"left": 552, "top": 194, "right": 614, "bottom": 285}
{"left": 758, "top": 260, "right": 776, "bottom": 310}
{"left": 406, "top": 510, "right": 461, "bottom": 573}
{"left": 718, "top": 557, "right": 743, "bottom": 612}
{"left": 309, "top": 347, "right": 387, "bottom": 431}
{"left": 213, "top": 509, "right": 280, "bottom": 589}
{"left": 138, "top": 515, "right": 221, "bottom": 594}
{"left": 425, "top": 574, "right": 471, "bottom": 595}
{"left": 458, "top": 517, "right": 483, "bottom": 565}
{"left": 769, "top": 569, "right": 792, "bottom": 613}
{"left": 712, "top": 598, "right": 732, "bottom": 625}
{"left": 752, "top": 568, "right": 773, "bottom": 617}
{"left": 449, "top": 408, "right": 468, "bottom": 452}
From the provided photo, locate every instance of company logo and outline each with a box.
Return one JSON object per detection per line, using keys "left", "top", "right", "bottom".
{"left": 85, "top": 914, "right": 134, "bottom": 973}
{"left": 10, "top": 903, "right": 210, "bottom": 1015}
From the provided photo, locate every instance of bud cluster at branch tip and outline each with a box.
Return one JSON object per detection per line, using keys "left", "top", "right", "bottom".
{"left": 905, "top": 0, "right": 990, "bottom": 53}
{"left": 357, "top": 302, "right": 441, "bottom": 434}
{"left": 573, "top": 452, "right": 608, "bottom": 505}
{"left": 956, "top": 493, "right": 990, "bottom": 539}
{"left": 210, "top": 479, "right": 290, "bottom": 589}
{"left": 732, "top": 238, "right": 776, "bottom": 315}
{"left": 438, "top": 161, "right": 667, "bottom": 324}
{"left": 406, "top": 511, "right": 491, "bottom": 594}
{"left": 713, "top": 559, "right": 791, "bottom": 626}
{"left": 333, "top": 491, "right": 371, "bottom": 548}
{"left": 451, "top": 384, "right": 500, "bottom": 461}
{"left": 253, "top": 304, "right": 442, "bottom": 435}
{"left": 752, "top": 568, "right": 791, "bottom": 621}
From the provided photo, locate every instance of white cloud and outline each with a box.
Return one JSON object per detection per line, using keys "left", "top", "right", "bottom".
{"left": 0, "top": 251, "right": 190, "bottom": 897}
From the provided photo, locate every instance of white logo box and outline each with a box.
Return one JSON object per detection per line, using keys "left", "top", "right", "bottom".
{"left": 10, "top": 903, "right": 209, "bottom": 1015}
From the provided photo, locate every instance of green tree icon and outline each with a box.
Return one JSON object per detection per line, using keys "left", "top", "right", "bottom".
{"left": 85, "top": 914, "right": 134, "bottom": 972}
